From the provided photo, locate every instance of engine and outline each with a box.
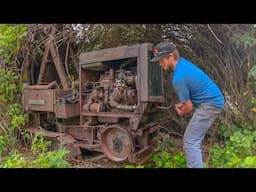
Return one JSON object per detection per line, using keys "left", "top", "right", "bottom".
{"left": 22, "top": 42, "right": 164, "bottom": 163}
{"left": 83, "top": 68, "right": 138, "bottom": 113}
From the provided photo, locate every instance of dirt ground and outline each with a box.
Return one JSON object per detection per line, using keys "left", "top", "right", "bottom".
{"left": 69, "top": 135, "right": 185, "bottom": 168}
{"left": 16, "top": 134, "right": 212, "bottom": 168}
{"left": 69, "top": 134, "right": 213, "bottom": 168}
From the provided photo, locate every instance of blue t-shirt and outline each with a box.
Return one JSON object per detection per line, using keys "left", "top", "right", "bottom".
{"left": 172, "top": 57, "right": 224, "bottom": 109}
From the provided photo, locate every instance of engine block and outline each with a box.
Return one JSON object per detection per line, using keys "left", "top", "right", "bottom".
{"left": 83, "top": 68, "right": 138, "bottom": 113}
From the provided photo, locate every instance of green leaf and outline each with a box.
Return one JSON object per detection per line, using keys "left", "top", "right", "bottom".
{"left": 223, "top": 130, "right": 231, "bottom": 137}
{"left": 249, "top": 65, "right": 256, "bottom": 80}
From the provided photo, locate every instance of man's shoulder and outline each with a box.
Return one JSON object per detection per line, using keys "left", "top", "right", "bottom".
{"left": 179, "top": 57, "right": 193, "bottom": 65}
{"left": 172, "top": 57, "right": 196, "bottom": 84}
{"left": 179, "top": 57, "right": 206, "bottom": 77}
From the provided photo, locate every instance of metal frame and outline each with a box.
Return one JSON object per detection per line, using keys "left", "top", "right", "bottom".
{"left": 23, "top": 42, "right": 165, "bottom": 164}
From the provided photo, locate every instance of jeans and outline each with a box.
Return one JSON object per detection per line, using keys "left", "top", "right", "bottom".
{"left": 183, "top": 103, "right": 223, "bottom": 168}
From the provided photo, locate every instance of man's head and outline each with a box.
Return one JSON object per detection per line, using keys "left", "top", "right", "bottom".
{"left": 150, "top": 41, "right": 179, "bottom": 71}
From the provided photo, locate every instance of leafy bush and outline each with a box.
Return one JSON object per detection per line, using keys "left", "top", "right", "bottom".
{"left": 124, "top": 135, "right": 186, "bottom": 168}
{"left": 150, "top": 151, "right": 172, "bottom": 168}
{"left": 31, "top": 133, "right": 51, "bottom": 155}
{"left": 0, "top": 24, "right": 69, "bottom": 168}
{"left": 248, "top": 65, "right": 256, "bottom": 81}
{"left": 0, "top": 24, "right": 28, "bottom": 64}
{"left": 0, "top": 68, "right": 19, "bottom": 103}
{"left": 208, "top": 129, "right": 256, "bottom": 168}
{"left": 148, "top": 136, "right": 186, "bottom": 168}
{"left": 2, "top": 150, "right": 29, "bottom": 168}
{"left": 217, "top": 121, "right": 241, "bottom": 138}
{"left": 33, "top": 149, "right": 70, "bottom": 168}
{"left": 0, "top": 135, "right": 6, "bottom": 156}
{"left": 172, "top": 152, "right": 187, "bottom": 168}
{"left": 8, "top": 103, "right": 29, "bottom": 129}
{"left": 3, "top": 103, "right": 29, "bottom": 151}
{"left": 124, "top": 164, "right": 145, "bottom": 168}
{"left": 31, "top": 133, "right": 70, "bottom": 168}
{"left": 0, "top": 133, "right": 70, "bottom": 168}
{"left": 150, "top": 151, "right": 186, "bottom": 168}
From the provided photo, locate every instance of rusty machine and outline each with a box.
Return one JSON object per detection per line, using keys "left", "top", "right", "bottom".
{"left": 22, "top": 35, "right": 165, "bottom": 163}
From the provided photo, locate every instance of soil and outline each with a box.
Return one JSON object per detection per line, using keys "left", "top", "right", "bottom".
{"left": 69, "top": 135, "right": 185, "bottom": 168}
{"left": 10, "top": 134, "right": 213, "bottom": 168}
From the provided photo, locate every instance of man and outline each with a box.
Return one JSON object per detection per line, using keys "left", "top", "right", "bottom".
{"left": 151, "top": 41, "right": 224, "bottom": 168}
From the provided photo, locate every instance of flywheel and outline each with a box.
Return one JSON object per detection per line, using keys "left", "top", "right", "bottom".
{"left": 99, "top": 126, "right": 134, "bottom": 162}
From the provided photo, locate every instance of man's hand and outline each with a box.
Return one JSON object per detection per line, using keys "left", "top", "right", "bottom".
{"left": 175, "top": 103, "right": 183, "bottom": 115}
{"left": 175, "top": 100, "right": 193, "bottom": 116}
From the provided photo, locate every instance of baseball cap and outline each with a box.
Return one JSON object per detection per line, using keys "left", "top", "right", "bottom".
{"left": 150, "top": 41, "right": 177, "bottom": 62}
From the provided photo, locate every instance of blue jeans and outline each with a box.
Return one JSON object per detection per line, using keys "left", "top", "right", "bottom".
{"left": 183, "top": 103, "right": 223, "bottom": 168}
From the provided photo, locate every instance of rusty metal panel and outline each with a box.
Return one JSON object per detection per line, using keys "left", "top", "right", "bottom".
{"left": 67, "top": 126, "right": 89, "bottom": 141}
{"left": 79, "top": 68, "right": 99, "bottom": 125}
{"left": 55, "top": 89, "right": 79, "bottom": 118}
{"left": 56, "top": 89, "right": 72, "bottom": 97}
{"left": 148, "top": 50, "right": 165, "bottom": 103}
{"left": 37, "top": 39, "right": 68, "bottom": 89}
{"left": 26, "top": 127, "right": 62, "bottom": 138}
{"left": 24, "top": 81, "right": 57, "bottom": 90}
{"left": 56, "top": 103, "right": 80, "bottom": 119}
{"left": 57, "top": 134, "right": 76, "bottom": 144}
{"left": 23, "top": 89, "right": 55, "bottom": 112}
{"left": 49, "top": 42, "right": 69, "bottom": 89}
{"left": 37, "top": 42, "right": 51, "bottom": 84}
{"left": 138, "top": 43, "right": 149, "bottom": 102}
{"left": 98, "top": 117, "right": 120, "bottom": 123}
{"left": 79, "top": 44, "right": 141, "bottom": 65}
{"left": 81, "top": 112, "right": 134, "bottom": 118}
{"left": 130, "top": 103, "right": 148, "bottom": 130}
{"left": 148, "top": 96, "right": 165, "bottom": 103}
{"left": 79, "top": 64, "right": 83, "bottom": 125}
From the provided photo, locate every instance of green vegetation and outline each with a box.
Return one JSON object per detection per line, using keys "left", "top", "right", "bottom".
{"left": 1, "top": 24, "right": 256, "bottom": 168}
{"left": 0, "top": 68, "right": 19, "bottom": 103}
{"left": 0, "top": 24, "right": 27, "bottom": 64}
{"left": 124, "top": 138, "right": 186, "bottom": 168}
{"left": 0, "top": 24, "right": 70, "bottom": 168}
{"left": 1, "top": 133, "right": 70, "bottom": 168}
{"left": 208, "top": 128, "right": 256, "bottom": 168}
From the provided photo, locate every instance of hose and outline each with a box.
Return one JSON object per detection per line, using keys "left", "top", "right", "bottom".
{"left": 109, "top": 94, "right": 136, "bottom": 111}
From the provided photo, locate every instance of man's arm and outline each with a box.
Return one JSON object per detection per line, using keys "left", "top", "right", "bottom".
{"left": 173, "top": 78, "right": 192, "bottom": 116}
{"left": 175, "top": 100, "right": 193, "bottom": 116}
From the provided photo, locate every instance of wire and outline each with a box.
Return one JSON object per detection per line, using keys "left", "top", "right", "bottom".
{"left": 158, "top": 125, "right": 183, "bottom": 137}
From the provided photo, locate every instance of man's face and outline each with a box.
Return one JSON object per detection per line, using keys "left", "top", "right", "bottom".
{"left": 158, "top": 53, "right": 175, "bottom": 71}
